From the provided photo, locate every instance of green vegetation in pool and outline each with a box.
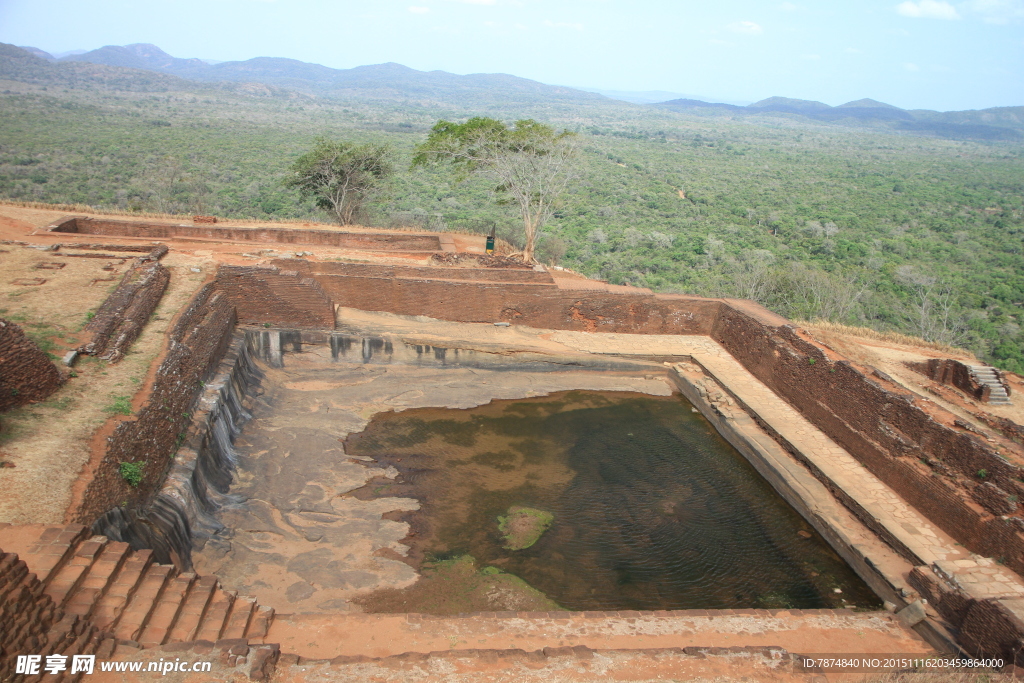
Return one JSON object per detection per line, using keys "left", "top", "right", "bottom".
{"left": 346, "top": 390, "right": 882, "bottom": 612}
{"left": 498, "top": 506, "right": 554, "bottom": 550}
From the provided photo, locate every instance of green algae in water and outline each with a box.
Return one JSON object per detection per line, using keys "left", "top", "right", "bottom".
{"left": 346, "top": 390, "right": 882, "bottom": 612}
{"left": 498, "top": 506, "right": 554, "bottom": 550}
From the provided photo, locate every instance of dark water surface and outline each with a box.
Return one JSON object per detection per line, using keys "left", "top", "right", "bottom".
{"left": 346, "top": 390, "right": 880, "bottom": 611}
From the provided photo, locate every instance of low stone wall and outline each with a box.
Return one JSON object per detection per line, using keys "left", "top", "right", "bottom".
{"left": 80, "top": 258, "right": 170, "bottom": 362}
{"left": 77, "top": 285, "right": 237, "bottom": 566}
{"left": 46, "top": 216, "right": 443, "bottom": 252}
{"left": 0, "top": 319, "right": 64, "bottom": 412}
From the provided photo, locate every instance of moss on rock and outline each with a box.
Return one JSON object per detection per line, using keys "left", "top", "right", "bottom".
{"left": 498, "top": 505, "right": 554, "bottom": 550}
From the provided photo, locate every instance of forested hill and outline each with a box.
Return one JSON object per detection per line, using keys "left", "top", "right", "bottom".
{"left": 25, "top": 42, "right": 611, "bottom": 107}
{"left": 1, "top": 42, "right": 1023, "bottom": 373}
{"left": 656, "top": 96, "right": 1024, "bottom": 142}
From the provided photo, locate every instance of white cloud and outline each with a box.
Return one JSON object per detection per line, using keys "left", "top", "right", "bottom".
{"left": 896, "top": 0, "right": 961, "bottom": 19}
{"left": 726, "top": 20, "right": 763, "bottom": 34}
{"left": 967, "top": 0, "right": 1024, "bottom": 23}
{"left": 903, "top": 61, "right": 921, "bottom": 71}
{"left": 408, "top": 6, "right": 430, "bottom": 13}
{"left": 543, "top": 19, "right": 584, "bottom": 30}
{"left": 449, "top": 0, "right": 498, "bottom": 4}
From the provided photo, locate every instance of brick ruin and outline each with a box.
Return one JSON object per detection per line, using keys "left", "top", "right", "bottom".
{"left": 908, "top": 357, "right": 1012, "bottom": 404}
{"left": 6, "top": 215, "right": 1024, "bottom": 676}
{"left": 78, "top": 249, "right": 170, "bottom": 363}
{"left": 43, "top": 216, "right": 445, "bottom": 255}
{"left": 0, "top": 319, "right": 64, "bottom": 413}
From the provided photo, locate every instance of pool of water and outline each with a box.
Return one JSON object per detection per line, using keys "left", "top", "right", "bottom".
{"left": 347, "top": 390, "right": 881, "bottom": 612}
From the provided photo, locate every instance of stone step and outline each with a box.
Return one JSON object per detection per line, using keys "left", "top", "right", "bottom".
{"left": 63, "top": 540, "right": 131, "bottom": 619}
{"left": 138, "top": 572, "right": 195, "bottom": 647}
{"left": 90, "top": 549, "right": 154, "bottom": 632}
{"left": 0, "top": 553, "right": 30, "bottom": 600}
{"left": 167, "top": 575, "right": 217, "bottom": 643}
{"left": 112, "top": 563, "right": 172, "bottom": 641}
{"left": 194, "top": 587, "right": 236, "bottom": 643}
{"left": 42, "top": 535, "right": 107, "bottom": 608}
{"left": 245, "top": 605, "right": 275, "bottom": 641}
{"left": 221, "top": 596, "right": 256, "bottom": 640}
{"left": 0, "top": 524, "right": 91, "bottom": 585}
{"left": 41, "top": 613, "right": 81, "bottom": 657}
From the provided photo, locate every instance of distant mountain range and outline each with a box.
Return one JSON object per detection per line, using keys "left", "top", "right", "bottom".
{"left": 576, "top": 88, "right": 751, "bottom": 106}
{"left": 656, "top": 95, "right": 1024, "bottom": 141}
{"left": 7, "top": 43, "right": 1023, "bottom": 140}
{"left": 17, "top": 43, "right": 606, "bottom": 108}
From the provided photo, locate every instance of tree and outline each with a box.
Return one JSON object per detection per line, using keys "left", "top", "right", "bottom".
{"left": 413, "top": 118, "right": 578, "bottom": 262}
{"left": 286, "top": 138, "right": 393, "bottom": 225}
{"left": 896, "top": 266, "right": 965, "bottom": 345}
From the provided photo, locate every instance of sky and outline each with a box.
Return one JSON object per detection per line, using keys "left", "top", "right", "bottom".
{"left": 0, "top": 0, "right": 1021, "bottom": 111}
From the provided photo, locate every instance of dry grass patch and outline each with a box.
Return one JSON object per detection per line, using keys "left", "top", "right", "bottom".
{"left": 794, "top": 319, "right": 974, "bottom": 357}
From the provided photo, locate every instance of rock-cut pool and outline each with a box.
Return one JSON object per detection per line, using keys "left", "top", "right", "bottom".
{"left": 347, "top": 389, "right": 880, "bottom": 611}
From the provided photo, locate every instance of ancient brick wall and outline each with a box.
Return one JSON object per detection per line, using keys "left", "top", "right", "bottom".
{"left": 0, "top": 319, "right": 64, "bottom": 412}
{"left": 276, "top": 259, "right": 557, "bottom": 284}
{"left": 74, "top": 286, "right": 237, "bottom": 526}
{"left": 50, "top": 217, "right": 442, "bottom": 252}
{"left": 214, "top": 266, "right": 335, "bottom": 329}
{"left": 709, "top": 305, "right": 1024, "bottom": 575}
{"left": 958, "top": 599, "right": 1024, "bottom": 662}
{"left": 910, "top": 566, "right": 1024, "bottom": 665}
{"left": 287, "top": 271, "right": 720, "bottom": 335}
{"left": 81, "top": 259, "right": 170, "bottom": 362}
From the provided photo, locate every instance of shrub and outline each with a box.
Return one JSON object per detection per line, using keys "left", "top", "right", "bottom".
{"left": 118, "top": 461, "right": 145, "bottom": 487}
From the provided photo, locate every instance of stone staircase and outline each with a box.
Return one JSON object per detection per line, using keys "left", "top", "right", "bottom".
{"left": 969, "top": 365, "right": 1012, "bottom": 405}
{"left": 0, "top": 523, "right": 273, "bottom": 651}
